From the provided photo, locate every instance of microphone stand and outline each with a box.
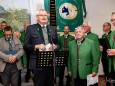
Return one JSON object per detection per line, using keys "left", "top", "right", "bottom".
{"left": 49, "top": 35, "right": 56, "bottom": 86}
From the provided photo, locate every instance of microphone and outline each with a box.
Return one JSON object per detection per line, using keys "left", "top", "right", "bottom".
{"left": 47, "top": 26, "right": 57, "bottom": 85}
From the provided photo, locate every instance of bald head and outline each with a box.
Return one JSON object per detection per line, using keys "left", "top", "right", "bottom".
{"left": 111, "top": 12, "right": 115, "bottom": 26}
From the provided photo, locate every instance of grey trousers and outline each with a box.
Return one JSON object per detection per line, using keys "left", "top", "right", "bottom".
{"left": 1, "top": 63, "right": 19, "bottom": 86}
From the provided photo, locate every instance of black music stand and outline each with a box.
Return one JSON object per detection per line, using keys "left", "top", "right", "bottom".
{"left": 36, "top": 51, "right": 69, "bottom": 68}
{"left": 36, "top": 51, "right": 69, "bottom": 86}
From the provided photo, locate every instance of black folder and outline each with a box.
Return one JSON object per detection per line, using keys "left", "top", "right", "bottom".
{"left": 98, "top": 38, "right": 111, "bottom": 50}
{"left": 98, "top": 38, "right": 111, "bottom": 58}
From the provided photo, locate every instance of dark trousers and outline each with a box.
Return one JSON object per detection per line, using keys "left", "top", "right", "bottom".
{"left": 25, "top": 68, "right": 31, "bottom": 81}
{"left": 74, "top": 73, "right": 87, "bottom": 86}
{"left": 25, "top": 52, "right": 32, "bottom": 82}
{"left": 18, "top": 70, "right": 21, "bottom": 86}
{"left": 109, "top": 67, "right": 115, "bottom": 86}
{"left": 101, "top": 58, "right": 110, "bottom": 79}
{"left": 34, "top": 68, "right": 53, "bottom": 86}
{"left": 59, "top": 66, "right": 71, "bottom": 86}
{"left": 101, "top": 58, "right": 111, "bottom": 86}
{"left": 1, "top": 63, "right": 19, "bottom": 86}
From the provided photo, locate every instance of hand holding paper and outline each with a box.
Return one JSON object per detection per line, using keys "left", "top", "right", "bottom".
{"left": 87, "top": 74, "right": 98, "bottom": 86}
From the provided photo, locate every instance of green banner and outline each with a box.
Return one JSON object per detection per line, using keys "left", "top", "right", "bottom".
{"left": 55, "top": 0, "right": 86, "bottom": 32}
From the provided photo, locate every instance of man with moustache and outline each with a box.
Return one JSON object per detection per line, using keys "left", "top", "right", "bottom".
{"left": 24, "top": 9, "right": 59, "bottom": 86}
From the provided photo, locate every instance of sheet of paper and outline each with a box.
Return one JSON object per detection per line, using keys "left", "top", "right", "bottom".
{"left": 45, "top": 43, "right": 52, "bottom": 51}
{"left": 87, "top": 74, "right": 98, "bottom": 86}
{"left": 39, "top": 43, "right": 52, "bottom": 51}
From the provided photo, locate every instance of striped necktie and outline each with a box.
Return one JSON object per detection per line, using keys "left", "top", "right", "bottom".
{"left": 7, "top": 39, "right": 12, "bottom": 51}
{"left": 42, "top": 26, "right": 49, "bottom": 45}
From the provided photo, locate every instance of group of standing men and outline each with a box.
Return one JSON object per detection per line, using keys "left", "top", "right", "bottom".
{"left": 0, "top": 9, "right": 115, "bottom": 86}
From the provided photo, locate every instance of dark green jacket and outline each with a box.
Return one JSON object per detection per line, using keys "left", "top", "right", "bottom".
{"left": 20, "top": 31, "right": 27, "bottom": 65}
{"left": 108, "top": 30, "right": 115, "bottom": 72}
{"left": 102, "top": 31, "right": 111, "bottom": 39}
{"left": 0, "top": 30, "right": 4, "bottom": 38}
{"left": 68, "top": 38, "right": 100, "bottom": 79}
{"left": 85, "top": 32, "right": 101, "bottom": 57}
{"left": 58, "top": 34, "right": 75, "bottom": 51}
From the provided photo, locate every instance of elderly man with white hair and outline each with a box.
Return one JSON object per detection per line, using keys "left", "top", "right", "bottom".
{"left": 68, "top": 26, "right": 100, "bottom": 86}
{"left": 82, "top": 22, "right": 101, "bottom": 58}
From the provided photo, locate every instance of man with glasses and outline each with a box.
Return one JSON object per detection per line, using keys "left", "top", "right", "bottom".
{"left": 68, "top": 26, "right": 99, "bottom": 86}
{"left": 24, "top": 9, "right": 59, "bottom": 86}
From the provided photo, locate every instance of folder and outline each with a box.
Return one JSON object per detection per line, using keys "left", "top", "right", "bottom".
{"left": 98, "top": 38, "right": 111, "bottom": 51}
{"left": 98, "top": 38, "right": 111, "bottom": 58}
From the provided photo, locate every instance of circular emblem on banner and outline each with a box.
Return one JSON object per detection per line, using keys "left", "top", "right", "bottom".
{"left": 59, "top": 3, "right": 78, "bottom": 20}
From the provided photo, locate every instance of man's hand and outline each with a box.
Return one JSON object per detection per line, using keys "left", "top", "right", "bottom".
{"left": 49, "top": 44, "right": 57, "bottom": 51}
{"left": 8, "top": 55, "right": 17, "bottom": 63}
{"left": 92, "top": 72, "right": 97, "bottom": 77}
{"left": 35, "top": 44, "right": 46, "bottom": 51}
{"left": 107, "top": 49, "right": 115, "bottom": 56}
{"left": 99, "top": 46, "right": 103, "bottom": 52}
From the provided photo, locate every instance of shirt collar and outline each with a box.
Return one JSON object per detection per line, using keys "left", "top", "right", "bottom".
{"left": 76, "top": 37, "right": 85, "bottom": 44}
{"left": 38, "top": 23, "right": 47, "bottom": 28}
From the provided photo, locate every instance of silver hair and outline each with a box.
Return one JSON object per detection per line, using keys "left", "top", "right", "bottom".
{"left": 75, "top": 26, "right": 85, "bottom": 32}
{"left": 36, "top": 9, "right": 47, "bottom": 15}
{"left": 13, "top": 31, "right": 21, "bottom": 36}
{"left": 83, "top": 21, "right": 91, "bottom": 28}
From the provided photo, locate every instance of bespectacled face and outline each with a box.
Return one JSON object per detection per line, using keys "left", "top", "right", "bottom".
{"left": 36, "top": 11, "right": 48, "bottom": 25}
{"left": 103, "top": 22, "right": 111, "bottom": 32}
{"left": 74, "top": 29, "right": 84, "bottom": 41}
{"left": 111, "top": 14, "right": 115, "bottom": 26}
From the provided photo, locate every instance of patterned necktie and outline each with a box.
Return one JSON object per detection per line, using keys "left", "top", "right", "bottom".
{"left": 42, "top": 26, "right": 49, "bottom": 45}
{"left": 8, "top": 39, "right": 12, "bottom": 51}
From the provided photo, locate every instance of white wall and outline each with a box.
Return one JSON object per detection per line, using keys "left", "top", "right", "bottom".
{"left": 85, "top": 0, "right": 115, "bottom": 38}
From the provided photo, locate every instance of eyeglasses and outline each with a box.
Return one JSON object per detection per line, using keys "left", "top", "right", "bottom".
{"left": 110, "top": 19, "right": 115, "bottom": 22}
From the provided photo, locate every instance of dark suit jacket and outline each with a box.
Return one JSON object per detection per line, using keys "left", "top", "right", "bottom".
{"left": 24, "top": 23, "right": 59, "bottom": 69}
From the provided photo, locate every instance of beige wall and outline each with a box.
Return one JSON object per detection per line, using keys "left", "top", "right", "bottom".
{"left": 85, "top": 0, "right": 115, "bottom": 38}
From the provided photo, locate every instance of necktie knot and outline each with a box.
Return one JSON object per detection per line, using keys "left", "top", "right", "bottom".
{"left": 41, "top": 26, "right": 45, "bottom": 29}
{"left": 77, "top": 42, "right": 81, "bottom": 46}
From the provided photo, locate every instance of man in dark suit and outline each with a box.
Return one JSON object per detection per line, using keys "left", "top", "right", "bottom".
{"left": 24, "top": 9, "right": 59, "bottom": 86}
{"left": 100, "top": 22, "right": 111, "bottom": 86}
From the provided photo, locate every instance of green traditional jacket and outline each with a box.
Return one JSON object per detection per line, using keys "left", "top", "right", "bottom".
{"left": 58, "top": 34, "right": 75, "bottom": 51}
{"left": 68, "top": 38, "right": 100, "bottom": 79}
{"left": 108, "top": 30, "right": 115, "bottom": 72}
{"left": 102, "top": 31, "right": 112, "bottom": 39}
{"left": 20, "top": 31, "right": 27, "bottom": 65}
{"left": 85, "top": 32, "right": 101, "bottom": 57}
{"left": 0, "top": 30, "right": 4, "bottom": 38}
